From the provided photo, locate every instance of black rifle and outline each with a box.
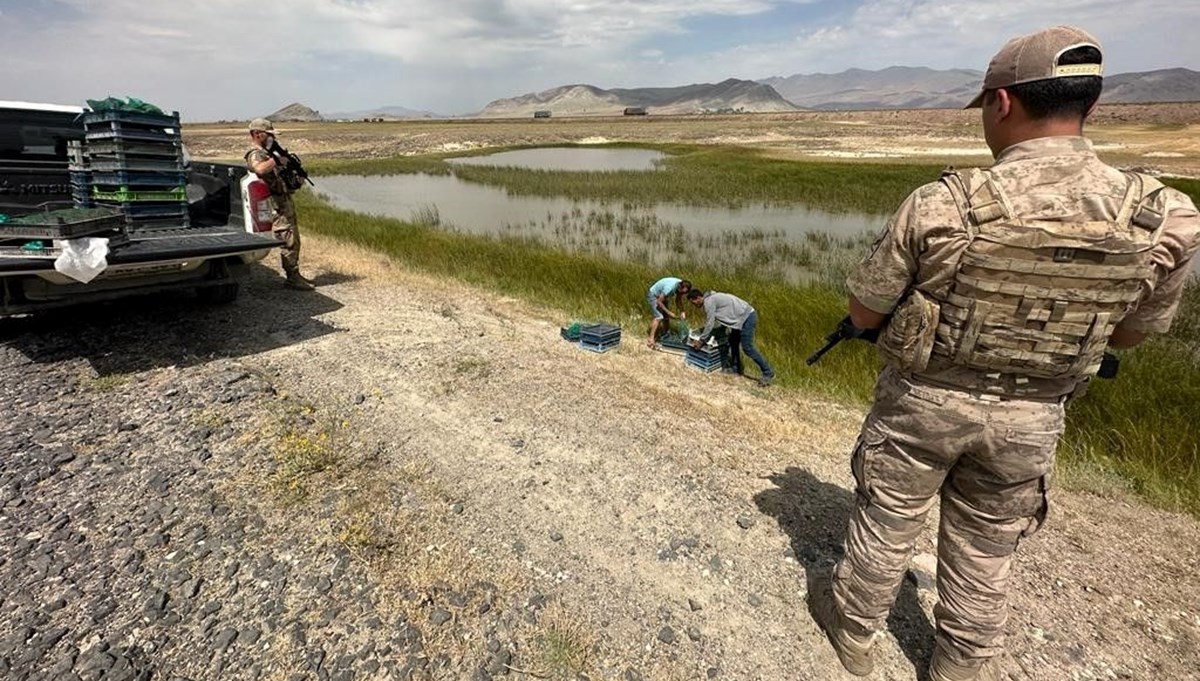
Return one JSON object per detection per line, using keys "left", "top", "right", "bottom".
{"left": 806, "top": 316, "right": 880, "bottom": 365}
{"left": 266, "top": 137, "right": 315, "bottom": 190}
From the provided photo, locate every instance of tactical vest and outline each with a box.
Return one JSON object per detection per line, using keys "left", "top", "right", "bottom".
{"left": 244, "top": 147, "right": 289, "bottom": 196}
{"left": 928, "top": 167, "right": 1167, "bottom": 380}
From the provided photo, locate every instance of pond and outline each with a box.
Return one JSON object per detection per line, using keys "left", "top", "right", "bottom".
{"left": 315, "top": 173, "right": 881, "bottom": 283}
{"left": 445, "top": 147, "right": 667, "bottom": 171}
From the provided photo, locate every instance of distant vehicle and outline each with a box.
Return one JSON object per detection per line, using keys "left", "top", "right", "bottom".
{"left": 623, "top": 107, "right": 648, "bottom": 116}
{"left": 0, "top": 101, "right": 279, "bottom": 315}
{"left": 533, "top": 110, "right": 552, "bottom": 119}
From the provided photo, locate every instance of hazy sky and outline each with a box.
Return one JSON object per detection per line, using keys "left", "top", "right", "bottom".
{"left": 2, "top": 0, "right": 1197, "bottom": 121}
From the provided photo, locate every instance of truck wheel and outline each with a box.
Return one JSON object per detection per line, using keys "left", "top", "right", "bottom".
{"left": 196, "top": 281, "right": 240, "bottom": 304}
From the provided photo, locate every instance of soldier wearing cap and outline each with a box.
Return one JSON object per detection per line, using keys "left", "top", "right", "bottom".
{"left": 246, "top": 117, "right": 315, "bottom": 291}
{"left": 808, "top": 26, "right": 1200, "bottom": 681}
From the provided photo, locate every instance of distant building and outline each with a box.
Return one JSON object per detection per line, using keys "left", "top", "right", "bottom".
{"left": 623, "top": 107, "right": 648, "bottom": 116}
{"left": 533, "top": 110, "right": 552, "bottom": 118}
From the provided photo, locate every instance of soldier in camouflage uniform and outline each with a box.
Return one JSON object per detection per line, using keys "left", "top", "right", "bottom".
{"left": 246, "top": 118, "right": 315, "bottom": 291}
{"left": 808, "top": 26, "right": 1200, "bottom": 681}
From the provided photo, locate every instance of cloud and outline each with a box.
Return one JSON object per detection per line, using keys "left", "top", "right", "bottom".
{"left": 0, "top": 0, "right": 1194, "bottom": 120}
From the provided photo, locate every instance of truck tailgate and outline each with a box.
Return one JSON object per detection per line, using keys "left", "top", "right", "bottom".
{"left": 0, "top": 228, "right": 276, "bottom": 273}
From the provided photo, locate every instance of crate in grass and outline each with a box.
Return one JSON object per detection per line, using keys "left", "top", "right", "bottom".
{"left": 90, "top": 170, "right": 187, "bottom": 187}
{"left": 580, "top": 324, "right": 621, "bottom": 344}
{"left": 685, "top": 344, "right": 725, "bottom": 373}
{"left": 0, "top": 207, "right": 125, "bottom": 239}
{"left": 92, "top": 186, "right": 187, "bottom": 203}
{"left": 579, "top": 323, "right": 621, "bottom": 352}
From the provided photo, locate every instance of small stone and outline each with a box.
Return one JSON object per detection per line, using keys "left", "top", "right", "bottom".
{"left": 657, "top": 626, "right": 676, "bottom": 644}
{"left": 736, "top": 515, "right": 755, "bottom": 530}
{"left": 707, "top": 667, "right": 721, "bottom": 678}
{"left": 623, "top": 670, "right": 644, "bottom": 681}
{"left": 748, "top": 594, "right": 764, "bottom": 607}
{"left": 451, "top": 503, "right": 465, "bottom": 515}
{"left": 493, "top": 416, "right": 504, "bottom": 423}
{"left": 429, "top": 609, "right": 452, "bottom": 626}
{"left": 354, "top": 394, "right": 366, "bottom": 405}
{"left": 316, "top": 577, "right": 333, "bottom": 594}
{"left": 549, "top": 531, "right": 563, "bottom": 542}
{"left": 687, "top": 626, "right": 701, "bottom": 642}
{"left": 214, "top": 627, "right": 237, "bottom": 651}
{"left": 687, "top": 598, "right": 703, "bottom": 612}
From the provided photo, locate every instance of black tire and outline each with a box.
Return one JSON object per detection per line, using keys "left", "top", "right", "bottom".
{"left": 196, "top": 281, "right": 239, "bottom": 305}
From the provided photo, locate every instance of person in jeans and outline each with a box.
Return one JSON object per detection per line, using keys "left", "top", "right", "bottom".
{"left": 687, "top": 289, "right": 775, "bottom": 386}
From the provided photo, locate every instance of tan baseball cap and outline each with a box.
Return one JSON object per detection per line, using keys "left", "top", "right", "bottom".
{"left": 965, "top": 25, "right": 1103, "bottom": 108}
{"left": 248, "top": 117, "right": 274, "bottom": 132}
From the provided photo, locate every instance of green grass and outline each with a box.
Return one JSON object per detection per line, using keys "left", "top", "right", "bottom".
{"left": 298, "top": 155, "right": 1200, "bottom": 517}
{"left": 309, "top": 143, "right": 942, "bottom": 215}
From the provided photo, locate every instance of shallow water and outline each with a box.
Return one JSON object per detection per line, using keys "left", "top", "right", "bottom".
{"left": 445, "top": 147, "right": 667, "bottom": 172}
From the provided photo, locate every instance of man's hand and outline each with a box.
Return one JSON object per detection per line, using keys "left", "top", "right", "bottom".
{"left": 689, "top": 339, "right": 702, "bottom": 349}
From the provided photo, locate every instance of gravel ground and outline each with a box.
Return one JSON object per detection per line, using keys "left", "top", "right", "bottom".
{"left": 2, "top": 237, "right": 1198, "bottom": 680}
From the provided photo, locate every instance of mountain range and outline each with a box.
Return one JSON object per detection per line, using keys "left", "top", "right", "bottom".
{"left": 261, "top": 67, "right": 1200, "bottom": 121}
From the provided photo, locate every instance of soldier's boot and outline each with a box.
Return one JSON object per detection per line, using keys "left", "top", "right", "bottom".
{"left": 284, "top": 269, "right": 315, "bottom": 291}
{"left": 808, "top": 576, "right": 875, "bottom": 676}
{"left": 929, "top": 647, "right": 1002, "bottom": 681}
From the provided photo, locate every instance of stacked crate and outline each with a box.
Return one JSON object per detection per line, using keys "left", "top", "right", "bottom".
{"left": 83, "top": 110, "right": 188, "bottom": 231}
{"left": 67, "top": 140, "right": 92, "bottom": 208}
{"left": 579, "top": 324, "right": 622, "bottom": 353}
{"left": 685, "top": 343, "right": 725, "bottom": 373}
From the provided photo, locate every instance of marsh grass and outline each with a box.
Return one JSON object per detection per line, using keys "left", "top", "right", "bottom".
{"left": 296, "top": 162, "right": 1200, "bottom": 517}
{"left": 309, "top": 143, "right": 941, "bottom": 215}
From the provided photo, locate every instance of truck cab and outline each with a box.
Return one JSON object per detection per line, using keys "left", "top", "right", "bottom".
{"left": 0, "top": 100, "right": 280, "bottom": 315}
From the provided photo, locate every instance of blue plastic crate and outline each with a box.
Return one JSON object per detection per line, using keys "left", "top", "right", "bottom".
{"left": 84, "top": 110, "right": 180, "bottom": 129}
{"left": 90, "top": 170, "right": 187, "bottom": 187}
{"left": 579, "top": 339, "right": 621, "bottom": 353}
{"left": 87, "top": 139, "right": 183, "bottom": 158}
{"left": 85, "top": 126, "right": 180, "bottom": 144}
{"left": 89, "top": 156, "right": 184, "bottom": 172}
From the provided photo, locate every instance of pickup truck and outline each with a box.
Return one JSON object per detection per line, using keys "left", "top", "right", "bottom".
{"left": 0, "top": 100, "right": 281, "bottom": 316}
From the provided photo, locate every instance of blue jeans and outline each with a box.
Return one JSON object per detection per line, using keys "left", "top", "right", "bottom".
{"left": 730, "top": 312, "right": 773, "bottom": 379}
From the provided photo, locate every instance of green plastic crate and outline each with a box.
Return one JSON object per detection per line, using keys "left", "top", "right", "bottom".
{"left": 92, "top": 185, "right": 187, "bottom": 202}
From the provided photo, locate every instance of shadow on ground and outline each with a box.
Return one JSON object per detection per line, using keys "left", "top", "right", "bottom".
{"left": 754, "top": 465, "right": 936, "bottom": 675}
{"left": 0, "top": 264, "right": 345, "bottom": 375}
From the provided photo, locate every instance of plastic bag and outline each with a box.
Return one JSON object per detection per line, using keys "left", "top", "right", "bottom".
{"left": 53, "top": 237, "right": 110, "bottom": 283}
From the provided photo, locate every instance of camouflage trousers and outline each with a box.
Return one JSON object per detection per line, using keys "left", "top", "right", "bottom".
{"left": 833, "top": 365, "right": 1063, "bottom": 662}
{"left": 271, "top": 193, "right": 302, "bottom": 274}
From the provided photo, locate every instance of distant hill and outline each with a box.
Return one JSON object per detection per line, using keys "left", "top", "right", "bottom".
{"left": 761, "top": 67, "right": 982, "bottom": 110}
{"left": 1100, "top": 68, "right": 1200, "bottom": 103}
{"left": 265, "top": 102, "right": 323, "bottom": 122}
{"left": 759, "top": 66, "right": 1200, "bottom": 110}
{"left": 326, "top": 105, "right": 443, "bottom": 120}
{"left": 476, "top": 78, "right": 799, "bottom": 117}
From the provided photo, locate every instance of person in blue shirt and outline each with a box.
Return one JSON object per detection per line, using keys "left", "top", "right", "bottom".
{"left": 646, "top": 276, "right": 692, "bottom": 347}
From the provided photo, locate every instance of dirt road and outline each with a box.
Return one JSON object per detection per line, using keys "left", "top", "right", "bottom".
{"left": 2, "top": 237, "right": 1197, "bottom": 680}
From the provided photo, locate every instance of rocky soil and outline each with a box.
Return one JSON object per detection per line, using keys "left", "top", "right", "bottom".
{"left": 2, "top": 237, "right": 1199, "bottom": 681}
